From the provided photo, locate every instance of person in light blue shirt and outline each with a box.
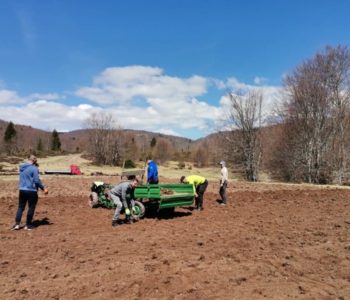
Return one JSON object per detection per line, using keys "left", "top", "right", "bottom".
{"left": 12, "top": 155, "right": 48, "bottom": 230}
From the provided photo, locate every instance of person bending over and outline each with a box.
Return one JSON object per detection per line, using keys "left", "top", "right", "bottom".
{"left": 180, "top": 175, "right": 208, "bottom": 211}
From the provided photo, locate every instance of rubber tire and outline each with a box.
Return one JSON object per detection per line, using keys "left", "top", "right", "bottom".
{"left": 134, "top": 200, "right": 146, "bottom": 218}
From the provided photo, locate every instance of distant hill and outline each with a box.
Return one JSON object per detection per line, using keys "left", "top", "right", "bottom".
{"left": 0, "top": 119, "right": 196, "bottom": 154}
{"left": 0, "top": 119, "right": 283, "bottom": 177}
{"left": 60, "top": 128, "right": 195, "bottom": 153}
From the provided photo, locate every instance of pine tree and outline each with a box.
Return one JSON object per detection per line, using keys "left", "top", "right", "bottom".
{"left": 4, "top": 121, "right": 16, "bottom": 142}
{"left": 150, "top": 137, "right": 157, "bottom": 148}
{"left": 51, "top": 129, "right": 61, "bottom": 151}
{"left": 3, "top": 121, "right": 17, "bottom": 154}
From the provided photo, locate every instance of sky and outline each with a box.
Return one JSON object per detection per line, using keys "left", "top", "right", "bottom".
{"left": 0, "top": 0, "right": 350, "bottom": 139}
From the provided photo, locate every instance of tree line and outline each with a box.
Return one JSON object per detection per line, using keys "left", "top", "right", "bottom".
{"left": 223, "top": 45, "right": 350, "bottom": 184}
{"left": 2, "top": 123, "right": 62, "bottom": 155}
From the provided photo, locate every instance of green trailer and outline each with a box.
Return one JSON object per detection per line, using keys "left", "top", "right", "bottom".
{"left": 133, "top": 183, "right": 194, "bottom": 211}
{"left": 89, "top": 182, "right": 195, "bottom": 219}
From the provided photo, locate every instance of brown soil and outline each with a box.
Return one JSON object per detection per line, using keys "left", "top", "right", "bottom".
{"left": 160, "top": 188, "right": 175, "bottom": 195}
{"left": 0, "top": 177, "right": 350, "bottom": 299}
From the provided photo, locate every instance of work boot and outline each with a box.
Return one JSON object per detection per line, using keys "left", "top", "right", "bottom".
{"left": 112, "top": 220, "right": 119, "bottom": 227}
{"left": 125, "top": 217, "right": 134, "bottom": 224}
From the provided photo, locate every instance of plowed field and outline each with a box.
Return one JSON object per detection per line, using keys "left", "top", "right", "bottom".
{"left": 1, "top": 176, "right": 350, "bottom": 299}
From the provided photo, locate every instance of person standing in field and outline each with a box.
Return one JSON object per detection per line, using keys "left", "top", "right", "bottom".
{"left": 147, "top": 159, "right": 159, "bottom": 184}
{"left": 180, "top": 175, "right": 208, "bottom": 211}
{"left": 219, "top": 160, "right": 228, "bottom": 205}
{"left": 12, "top": 155, "right": 48, "bottom": 231}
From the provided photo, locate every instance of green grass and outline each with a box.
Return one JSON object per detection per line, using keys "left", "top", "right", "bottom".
{"left": 0, "top": 153, "right": 229, "bottom": 180}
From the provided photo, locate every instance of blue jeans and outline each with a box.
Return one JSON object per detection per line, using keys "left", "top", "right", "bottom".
{"left": 15, "top": 190, "right": 38, "bottom": 225}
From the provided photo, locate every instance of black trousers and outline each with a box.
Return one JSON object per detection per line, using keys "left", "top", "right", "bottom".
{"left": 219, "top": 181, "right": 228, "bottom": 204}
{"left": 15, "top": 190, "right": 38, "bottom": 225}
{"left": 195, "top": 180, "right": 208, "bottom": 209}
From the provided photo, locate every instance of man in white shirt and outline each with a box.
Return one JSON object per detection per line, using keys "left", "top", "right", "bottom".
{"left": 219, "top": 161, "right": 228, "bottom": 205}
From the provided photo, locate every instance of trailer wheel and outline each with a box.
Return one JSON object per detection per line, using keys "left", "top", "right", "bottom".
{"left": 133, "top": 200, "right": 146, "bottom": 218}
{"left": 89, "top": 192, "right": 99, "bottom": 208}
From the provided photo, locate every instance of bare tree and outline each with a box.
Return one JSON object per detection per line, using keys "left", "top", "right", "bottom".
{"left": 84, "top": 112, "right": 122, "bottom": 165}
{"left": 192, "top": 141, "right": 209, "bottom": 167}
{"left": 322, "top": 46, "right": 350, "bottom": 184}
{"left": 282, "top": 45, "right": 350, "bottom": 183}
{"left": 122, "top": 134, "right": 139, "bottom": 162}
{"left": 154, "top": 138, "right": 172, "bottom": 164}
{"left": 226, "top": 90, "right": 263, "bottom": 181}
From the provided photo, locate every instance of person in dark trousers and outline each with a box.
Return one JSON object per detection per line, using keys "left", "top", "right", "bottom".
{"left": 219, "top": 161, "right": 228, "bottom": 205}
{"left": 180, "top": 175, "right": 208, "bottom": 211}
{"left": 12, "top": 155, "right": 48, "bottom": 230}
{"left": 147, "top": 160, "right": 159, "bottom": 184}
{"left": 109, "top": 179, "right": 139, "bottom": 226}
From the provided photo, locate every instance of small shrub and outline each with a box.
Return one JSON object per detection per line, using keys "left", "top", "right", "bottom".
{"left": 178, "top": 161, "right": 185, "bottom": 169}
{"left": 124, "top": 159, "right": 136, "bottom": 169}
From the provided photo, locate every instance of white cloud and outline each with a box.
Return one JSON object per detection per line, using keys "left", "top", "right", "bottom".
{"left": 157, "top": 128, "right": 182, "bottom": 136}
{"left": 220, "top": 77, "right": 282, "bottom": 116}
{"left": 254, "top": 76, "right": 268, "bottom": 85}
{"left": 0, "top": 100, "right": 97, "bottom": 131}
{"left": 0, "top": 89, "right": 25, "bottom": 104}
{"left": 0, "top": 67, "right": 284, "bottom": 138}
{"left": 75, "top": 66, "right": 220, "bottom": 134}
{"left": 0, "top": 89, "right": 61, "bottom": 105}
{"left": 76, "top": 66, "right": 208, "bottom": 104}
{"left": 27, "top": 93, "right": 60, "bottom": 101}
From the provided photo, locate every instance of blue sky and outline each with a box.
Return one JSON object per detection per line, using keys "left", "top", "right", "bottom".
{"left": 0, "top": 0, "right": 349, "bottom": 139}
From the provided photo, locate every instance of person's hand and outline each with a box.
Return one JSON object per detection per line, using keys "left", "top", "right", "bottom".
{"left": 195, "top": 193, "right": 198, "bottom": 197}
{"left": 125, "top": 208, "right": 131, "bottom": 216}
{"left": 44, "top": 188, "right": 49, "bottom": 195}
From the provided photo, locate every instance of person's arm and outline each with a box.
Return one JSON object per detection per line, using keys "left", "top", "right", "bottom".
{"left": 220, "top": 168, "right": 227, "bottom": 185}
{"left": 187, "top": 178, "right": 196, "bottom": 196}
{"left": 33, "top": 167, "right": 45, "bottom": 190}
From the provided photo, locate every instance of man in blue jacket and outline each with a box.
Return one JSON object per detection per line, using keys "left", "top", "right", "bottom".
{"left": 147, "top": 160, "right": 159, "bottom": 184}
{"left": 12, "top": 155, "right": 48, "bottom": 230}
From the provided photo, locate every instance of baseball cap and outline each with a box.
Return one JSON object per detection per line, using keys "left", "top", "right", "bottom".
{"left": 219, "top": 160, "right": 225, "bottom": 165}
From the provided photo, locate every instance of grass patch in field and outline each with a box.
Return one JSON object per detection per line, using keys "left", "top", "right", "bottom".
{"left": 1, "top": 153, "right": 237, "bottom": 181}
